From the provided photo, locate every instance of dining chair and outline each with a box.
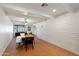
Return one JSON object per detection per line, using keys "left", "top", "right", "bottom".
{"left": 22, "top": 37, "right": 34, "bottom": 51}
{"left": 15, "top": 32, "right": 20, "bottom": 37}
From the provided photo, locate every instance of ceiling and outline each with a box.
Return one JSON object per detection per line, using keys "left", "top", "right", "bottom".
{"left": 1, "top": 3, "right": 79, "bottom": 25}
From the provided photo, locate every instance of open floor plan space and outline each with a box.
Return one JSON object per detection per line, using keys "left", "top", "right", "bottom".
{"left": 0, "top": 3, "right": 79, "bottom": 56}
{"left": 3, "top": 36, "right": 78, "bottom": 56}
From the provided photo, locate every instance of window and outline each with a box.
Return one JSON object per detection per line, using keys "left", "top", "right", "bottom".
{"left": 14, "top": 25, "right": 25, "bottom": 32}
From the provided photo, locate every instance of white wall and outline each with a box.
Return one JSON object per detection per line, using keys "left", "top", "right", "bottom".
{"left": 31, "top": 25, "right": 37, "bottom": 35}
{"left": 35, "top": 11, "right": 79, "bottom": 55}
{"left": 0, "top": 7, "right": 13, "bottom": 55}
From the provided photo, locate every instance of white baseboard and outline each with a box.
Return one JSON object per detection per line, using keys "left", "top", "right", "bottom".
{"left": 37, "top": 36, "right": 79, "bottom": 55}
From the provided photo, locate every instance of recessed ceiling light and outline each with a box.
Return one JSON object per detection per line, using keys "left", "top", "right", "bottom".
{"left": 52, "top": 9, "right": 56, "bottom": 13}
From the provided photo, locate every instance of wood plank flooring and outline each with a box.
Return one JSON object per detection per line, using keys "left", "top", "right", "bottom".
{"left": 3, "top": 36, "right": 78, "bottom": 56}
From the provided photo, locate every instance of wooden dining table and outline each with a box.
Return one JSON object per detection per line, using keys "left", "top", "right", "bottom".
{"left": 25, "top": 34, "right": 34, "bottom": 38}
{"left": 21, "top": 34, "right": 34, "bottom": 41}
{"left": 16, "top": 34, "right": 34, "bottom": 43}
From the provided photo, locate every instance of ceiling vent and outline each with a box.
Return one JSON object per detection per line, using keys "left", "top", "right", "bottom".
{"left": 41, "top": 3, "right": 48, "bottom": 8}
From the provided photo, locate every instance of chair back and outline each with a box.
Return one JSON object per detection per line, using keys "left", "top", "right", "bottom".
{"left": 15, "top": 32, "right": 20, "bottom": 37}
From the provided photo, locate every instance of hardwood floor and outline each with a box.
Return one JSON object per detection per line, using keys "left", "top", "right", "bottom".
{"left": 3, "top": 36, "right": 78, "bottom": 56}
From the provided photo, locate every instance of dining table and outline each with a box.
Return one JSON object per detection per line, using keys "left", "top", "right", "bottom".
{"left": 25, "top": 34, "right": 34, "bottom": 37}
{"left": 16, "top": 34, "right": 34, "bottom": 46}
